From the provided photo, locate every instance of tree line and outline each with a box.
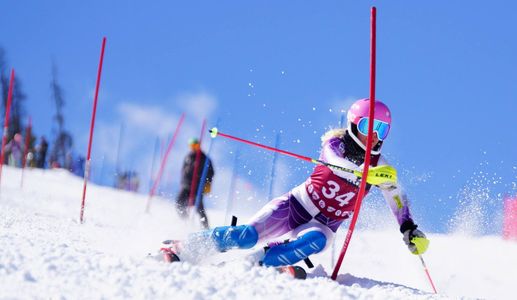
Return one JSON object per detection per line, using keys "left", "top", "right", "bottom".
{"left": 1, "top": 46, "right": 74, "bottom": 171}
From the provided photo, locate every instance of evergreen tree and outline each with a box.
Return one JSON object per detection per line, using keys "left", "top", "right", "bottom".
{"left": 49, "top": 62, "right": 73, "bottom": 169}
{"left": 1, "top": 47, "right": 27, "bottom": 142}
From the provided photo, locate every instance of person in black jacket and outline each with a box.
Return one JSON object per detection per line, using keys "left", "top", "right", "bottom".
{"left": 176, "top": 138, "right": 215, "bottom": 229}
{"left": 36, "top": 136, "right": 48, "bottom": 169}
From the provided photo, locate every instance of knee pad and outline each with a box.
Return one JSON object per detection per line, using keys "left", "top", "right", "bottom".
{"left": 211, "top": 225, "right": 259, "bottom": 252}
{"left": 292, "top": 221, "right": 334, "bottom": 251}
{"left": 262, "top": 230, "right": 327, "bottom": 267}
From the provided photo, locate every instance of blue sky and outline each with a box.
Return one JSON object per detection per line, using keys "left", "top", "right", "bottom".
{"left": 1, "top": 1, "right": 516, "bottom": 233}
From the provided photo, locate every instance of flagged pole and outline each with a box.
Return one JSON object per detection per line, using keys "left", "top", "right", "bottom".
{"left": 331, "top": 6, "right": 377, "bottom": 280}
{"left": 145, "top": 113, "right": 185, "bottom": 213}
{"left": 20, "top": 116, "right": 32, "bottom": 188}
{"left": 79, "top": 37, "right": 107, "bottom": 224}
{"left": 0, "top": 69, "right": 15, "bottom": 190}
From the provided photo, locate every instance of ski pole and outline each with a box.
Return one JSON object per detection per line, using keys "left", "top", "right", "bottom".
{"left": 418, "top": 254, "right": 438, "bottom": 294}
{"left": 209, "top": 127, "right": 397, "bottom": 186}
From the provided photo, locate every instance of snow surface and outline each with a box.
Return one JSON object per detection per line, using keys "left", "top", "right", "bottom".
{"left": 1, "top": 166, "right": 516, "bottom": 299}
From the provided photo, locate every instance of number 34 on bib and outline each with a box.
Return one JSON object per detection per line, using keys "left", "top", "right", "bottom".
{"left": 307, "top": 180, "right": 356, "bottom": 218}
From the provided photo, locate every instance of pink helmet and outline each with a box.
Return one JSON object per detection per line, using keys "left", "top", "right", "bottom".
{"left": 346, "top": 98, "right": 392, "bottom": 125}
{"left": 346, "top": 98, "right": 392, "bottom": 154}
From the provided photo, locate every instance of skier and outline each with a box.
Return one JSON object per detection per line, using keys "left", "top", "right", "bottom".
{"left": 175, "top": 138, "right": 215, "bottom": 229}
{"left": 165, "top": 99, "right": 429, "bottom": 271}
{"left": 4, "top": 133, "right": 24, "bottom": 167}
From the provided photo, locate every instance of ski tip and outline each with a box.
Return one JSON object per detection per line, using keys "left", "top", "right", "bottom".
{"left": 160, "top": 248, "right": 181, "bottom": 263}
{"left": 277, "top": 266, "right": 307, "bottom": 280}
{"left": 209, "top": 127, "right": 219, "bottom": 138}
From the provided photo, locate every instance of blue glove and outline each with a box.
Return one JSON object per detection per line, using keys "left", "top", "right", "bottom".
{"left": 403, "top": 228, "right": 429, "bottom": 255}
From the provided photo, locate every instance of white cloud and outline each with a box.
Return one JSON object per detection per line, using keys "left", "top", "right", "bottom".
{"left": 176, "top": 91, "right": 217, "bottom": 123}
{"left": 117, "top": 102, "right": 180, "bottom": 137}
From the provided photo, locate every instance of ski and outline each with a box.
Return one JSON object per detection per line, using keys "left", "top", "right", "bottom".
{"left": 276, "top": 265, "right": 307, "bottom": 280}
{"left": 160, "top": 247, "right": 180, "bottom": 263}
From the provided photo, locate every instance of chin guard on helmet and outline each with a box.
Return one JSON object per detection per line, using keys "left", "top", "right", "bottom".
{"left": 347, "top": 121, "right": 383, "bottom": 155}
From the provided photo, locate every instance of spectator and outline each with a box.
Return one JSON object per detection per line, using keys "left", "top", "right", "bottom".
{"left": 4, "top": 133, "right": 24, "bottom": 167}
{"left": 35, "top": 136, "right": 48, "bottom": 168}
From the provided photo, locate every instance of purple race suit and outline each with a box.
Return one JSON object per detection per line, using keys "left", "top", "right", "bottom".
{"left": 248, "top": 131, "right": 415, "bottom": 246}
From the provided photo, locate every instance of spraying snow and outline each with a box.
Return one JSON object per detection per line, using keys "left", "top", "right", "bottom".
{"left": 1, "top": 166, "right": 516, "bottom": 299}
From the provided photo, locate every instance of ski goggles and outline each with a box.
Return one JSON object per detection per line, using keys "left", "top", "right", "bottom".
{"left": 357, "top": 117, "right": 390, "bottom": 141}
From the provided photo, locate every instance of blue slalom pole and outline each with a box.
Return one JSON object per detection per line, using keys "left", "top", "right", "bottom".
{"left": 194, "top": 119, "right": 220, "bottom": 212}
{"left": 267, "top": 133, "right": 280, "bottom": 200}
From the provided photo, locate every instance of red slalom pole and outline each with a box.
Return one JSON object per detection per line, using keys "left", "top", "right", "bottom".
{"left": 0, "top": 69, "right": 15, "bottom": 188}
{"left": 20, "top": 116, "right": 32, "bottom": 187}
{"left": 331, "top": 6, "right": 377, "bottom": 280}
{"left": 80, "top": 37, "right": 107, "bottom": 224}
{"left": 188, "top": 119, "right": 207, "bottom": 208}
{"left": 145, "top": 113, "right": 185, "bottom": 213}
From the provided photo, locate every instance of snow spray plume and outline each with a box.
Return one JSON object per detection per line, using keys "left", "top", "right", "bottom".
{"left": 448, "top": 167, "right": 503, "bottom": 236}
{"left": 209, "top": 127, "right": 397, "bottom": 187}
{"left": 80, "top": 37, "right": 107, "bottom": 224}
{"left": 331, "top": 6, "right": 377, "bottom": 281}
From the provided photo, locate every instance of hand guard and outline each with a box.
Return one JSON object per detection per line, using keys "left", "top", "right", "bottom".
{"left": 354, "top": 164, "right": 398, "bottom": 186}
{"left": 403, "top": 228, "right": 429, "bottom": 255}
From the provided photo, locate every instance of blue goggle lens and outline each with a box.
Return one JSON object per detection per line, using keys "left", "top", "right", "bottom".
{"left": 357, "top": 118, "right": 390, "bottom": 141}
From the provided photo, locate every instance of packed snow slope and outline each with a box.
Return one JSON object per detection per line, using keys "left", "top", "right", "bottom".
{"left": 1, "top": 167, "right": 516, "bottom": 299}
